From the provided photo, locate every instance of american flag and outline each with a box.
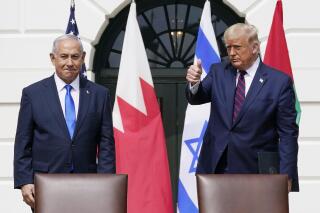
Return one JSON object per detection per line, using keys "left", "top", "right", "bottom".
{"left": 65, "top": 0, "right": 87, "bottom": 78}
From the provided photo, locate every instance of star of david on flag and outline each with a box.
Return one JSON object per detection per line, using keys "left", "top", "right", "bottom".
{"left": 177, "top": 1, "right": 221, "bottom": 212}
{"left": 65, "top": 0, "right": 87, "bottom": 78}
{"left": 185, "top": 121, "right": 208, "bottom": 173}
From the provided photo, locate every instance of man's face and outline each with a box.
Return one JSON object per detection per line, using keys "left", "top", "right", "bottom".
{"left": 50, "top": 39, "right": 85, "bottom": 84}
{"left": 225, "top": 34, "right": 258, "bottom": 70}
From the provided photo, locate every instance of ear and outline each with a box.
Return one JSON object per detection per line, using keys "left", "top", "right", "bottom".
{"left": 49, "top": 53, "right": 55, "bottom": 65}
{"left": 81, "top": 51, "right": 86, "bottom": 61}
{"left": 252, "top": 43, "right": 259, "bottom": 55}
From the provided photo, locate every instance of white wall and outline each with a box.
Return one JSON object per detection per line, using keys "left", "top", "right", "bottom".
{"left": 0, "top": 0, "right": 319, "bottom": 212}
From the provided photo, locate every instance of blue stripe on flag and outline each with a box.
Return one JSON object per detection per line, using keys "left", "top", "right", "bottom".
{"left": 195, "top": 27, "right": 220, "bottom": 74}
{"left": 178, "top": 180, "right": 198, "bottom": 213}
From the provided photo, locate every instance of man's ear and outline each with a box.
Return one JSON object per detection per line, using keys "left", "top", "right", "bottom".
{"left": 252, "top": 43, "right": 259, "bottom": 55}
{"left": 49, "top": 53, "right": 55, "bottom": 65}
{"left": 252, "top": 42, "right": 260, "bottom": 55}
{"left": 81, "top": 51, "right": 86, "bottom": 61}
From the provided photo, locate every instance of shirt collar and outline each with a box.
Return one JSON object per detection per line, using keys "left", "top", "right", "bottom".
{"left": 54, "top": 73, "right": 80, "bottom": 92}
{"left": 238, "top": 57, "right": 260, "bottom": 77}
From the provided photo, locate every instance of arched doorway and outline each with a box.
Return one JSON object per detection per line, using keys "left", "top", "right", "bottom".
{"left": 93, "top": 0, "right": 244, "bottom": 204}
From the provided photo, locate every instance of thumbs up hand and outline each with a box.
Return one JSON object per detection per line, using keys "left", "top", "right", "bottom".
{"left": 186, "top": 59, "right": 202, "bottom": 86}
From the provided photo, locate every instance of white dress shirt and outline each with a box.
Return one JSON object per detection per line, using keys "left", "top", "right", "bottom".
{"left": 54, "top": 74, "right": 80, "bottom": 119}
{"left": 190, "top": 58, "right": 260, "bottom": 96}
{"left": 235, "top": 58, "right": 260, "bottom": 96}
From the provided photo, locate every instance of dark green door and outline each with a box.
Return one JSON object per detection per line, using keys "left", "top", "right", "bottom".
{"left": 153, "top": 69, "right": 188, "bottom": 203}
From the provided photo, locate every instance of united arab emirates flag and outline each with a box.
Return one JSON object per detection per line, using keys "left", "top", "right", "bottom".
{"left": 264, "top": 0, "right": 301, "bottom": 124}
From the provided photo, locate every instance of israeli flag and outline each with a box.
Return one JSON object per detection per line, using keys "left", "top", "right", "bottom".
{"left": 177, "top": 1, "right": 220, "bottom": 212}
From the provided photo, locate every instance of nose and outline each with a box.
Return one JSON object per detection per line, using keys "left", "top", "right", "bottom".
{"left": 229, "top": 47, "right": 236, "bottom": 56}
{"left": 66, "top": 57, "right": 73, "bottom": 66}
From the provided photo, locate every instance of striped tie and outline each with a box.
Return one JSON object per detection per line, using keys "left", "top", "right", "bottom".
{"left": 233, "top": 70, "right": 246, "bottom": 123}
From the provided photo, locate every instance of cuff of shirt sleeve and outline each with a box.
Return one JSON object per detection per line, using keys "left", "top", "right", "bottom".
{"left": 189, "top": 81, "right": 200, "bottom": 95}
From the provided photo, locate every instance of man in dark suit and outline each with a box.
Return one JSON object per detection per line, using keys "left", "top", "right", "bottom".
{"left": 14, "top": 34, "right": 115, "bottom": 208}
{"left": 186, "top": 23, "right": 299, "bottom": 191}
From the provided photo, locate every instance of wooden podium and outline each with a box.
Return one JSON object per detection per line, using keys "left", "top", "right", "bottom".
{"left": 196, "top": 174, "right": 289, "bottom": 213}
{"left": 35, "top": 173, "right": 127, "bottom": 213}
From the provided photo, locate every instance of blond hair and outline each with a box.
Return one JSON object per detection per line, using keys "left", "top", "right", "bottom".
{"left": 224, "top": 23, "right": 260, "bottom": 46}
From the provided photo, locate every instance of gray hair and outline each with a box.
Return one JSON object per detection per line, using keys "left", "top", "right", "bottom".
{"left": 223, "top": 23, "right": 260, "bottom": 45}
{"left": 51, "top": 34, "right": 84, "bottom": 54}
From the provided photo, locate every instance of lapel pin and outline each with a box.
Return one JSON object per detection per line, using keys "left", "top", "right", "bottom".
{"left": 86, "top": 90, "right": 90, "bottom": 94}
{"left": 259, "top": 78, "right": 264, "bottom": 83}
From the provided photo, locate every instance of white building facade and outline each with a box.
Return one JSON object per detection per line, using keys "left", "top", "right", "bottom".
{"left": 0, "top": 0, "right": 319, "bottom": 212}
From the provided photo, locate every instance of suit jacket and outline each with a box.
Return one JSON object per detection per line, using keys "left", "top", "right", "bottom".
{"left": 14, "top": 75, "right": 115, "bottom": 189}
{"left": 187, "top": 61, "right": 299, "bottom": 191}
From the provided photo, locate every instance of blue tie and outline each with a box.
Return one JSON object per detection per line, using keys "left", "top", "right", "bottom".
{"left": 65, "top": 85, "right": 76, "bottom": 139}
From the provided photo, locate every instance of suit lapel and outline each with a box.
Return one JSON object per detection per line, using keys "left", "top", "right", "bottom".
{"left": 73, "top": 77, "right": 91, "bottom": 139}
{"left": 42, "top": 75, "right": 70, "bottom": 139}
{"left": 232, "top": 62, "right": 268, "bottom": 127}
